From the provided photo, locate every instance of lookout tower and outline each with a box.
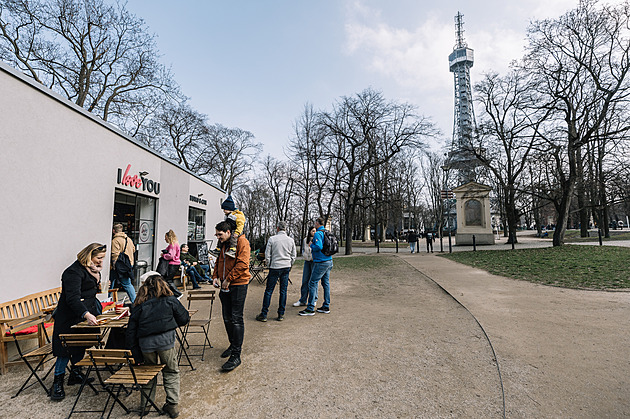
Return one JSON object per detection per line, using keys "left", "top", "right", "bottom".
{"left": 448, "top": 12, "right": 478, "bottom": 183}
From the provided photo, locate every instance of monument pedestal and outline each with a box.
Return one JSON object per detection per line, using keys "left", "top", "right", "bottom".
{"left": 453, "top": 182, "right": 495, "bottom": 245}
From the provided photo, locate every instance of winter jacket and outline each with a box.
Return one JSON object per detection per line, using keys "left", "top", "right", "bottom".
{"left": 162, "top": 243, "right": 181, "bottom": 265}
{"left": 212, "top": 234, "right": 251, "bottom": 285}
{"left": 111, "top": 232, "right": 135, "bottom": 267}
{"left": 52, "top": 260, "right": 102, "bottom": 358}
{"left": 126, "top": 295, "right": 190, "bottom": 349}
{"left": 265, "top": 230, "right": 296, "bottom": 269}
{"left": 302, "top": 237, "right": 313, "bottom": 262}
{"left": 181, "top": 251, "right": 205, "bottom": 277}
{"left": 225, "top": 209, "right": 246, "bottom": 236}
{"left": 311, "top": 227, "right": 332, "bottom": 262}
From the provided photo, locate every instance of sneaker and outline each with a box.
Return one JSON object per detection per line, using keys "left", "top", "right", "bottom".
{"left": 276, "top": 315, "right": 284, "bottom": 321}
{"left": 292, "top": 301, "right": 306, "bottom": 307}
{"left": 192, "top": 286, "right": 202, "bottom": 290}
{"left": 299, "top": 309, "right": 315, "bottom": 316}
{"left": 225, "top": 248, "right": 236, "bottom": 258}
{"left": 222, "top": 354, "right": 241, "bottom": 371}
{"left": 255, "top": 313, "right": 267, "bottom": 322}
{"left": 316, "top": 307, "right": 330, "bottom": 314}
{"left": 162, "top": 402, "right": 180, "bottom": 418}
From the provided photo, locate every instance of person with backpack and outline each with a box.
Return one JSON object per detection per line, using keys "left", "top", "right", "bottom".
{"left": 299, "top": 217, "right": 334, "bottom": 316}
{"left": 111, "top": 223, "right": 136, "bottom": 303}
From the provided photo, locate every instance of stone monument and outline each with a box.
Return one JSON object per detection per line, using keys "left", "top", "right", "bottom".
{"left": 453, "top": 181, "right": 495, "bottom": 245}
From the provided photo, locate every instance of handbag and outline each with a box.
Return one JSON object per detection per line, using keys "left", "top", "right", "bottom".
{"left": 156, "top": 256, "right": 169, "bottom": 277}
{"left": 114, "top": 238, "right": 135, "bottom": 279}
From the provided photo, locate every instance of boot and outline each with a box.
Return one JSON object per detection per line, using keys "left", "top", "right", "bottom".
{"left": 50, "top": 374, "right": 65, "bottom": 401}
{"left": 221, "top": 354, "right": 241, "bottom": 371}
{"left": 67, "top": 365, "right": 94, "bottom": 385}
{"left": 162, "top": 402, "right": 180, "bottom": 418}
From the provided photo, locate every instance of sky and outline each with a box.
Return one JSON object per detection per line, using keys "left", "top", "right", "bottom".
{"left": 125, "top": 0, "right": 586, "bottom": 159}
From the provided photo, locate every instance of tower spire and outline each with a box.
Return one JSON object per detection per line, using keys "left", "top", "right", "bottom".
{"left": 448, "top": 11, "right": 478, "bottom": 184}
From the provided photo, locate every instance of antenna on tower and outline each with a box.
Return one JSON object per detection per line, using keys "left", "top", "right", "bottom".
{"left": 454, "top": 12, "right": 467, "bottom": 49}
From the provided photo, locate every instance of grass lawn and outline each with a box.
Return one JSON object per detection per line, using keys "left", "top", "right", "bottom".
{"left": 441, "top": 245, "right": 630, "bottom": 290}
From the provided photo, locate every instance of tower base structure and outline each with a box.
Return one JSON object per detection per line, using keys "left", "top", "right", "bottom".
{"left": 453, "top": 182, "right": 495, "bottom": 245}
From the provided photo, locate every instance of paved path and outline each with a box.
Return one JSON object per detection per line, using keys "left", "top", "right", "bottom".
{"left": 401, "top": 250, "right": 630, "bottom": 418}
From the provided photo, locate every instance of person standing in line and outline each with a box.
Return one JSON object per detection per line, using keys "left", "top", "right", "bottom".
{"left": 407, "top": 229, "right": 418, "bottom": 254}
{"left": 293, "top": 226, "right": 316, "bottom": 307}
{"left": 126, "top": 272, "right": 190, "bottom": 419}
{"left": 299, "top": 217, "right": 333, "bottom": 316}
{"left": 426, "top": 231, "right": 434, "bottom": 253}
{"left": 212, "top": 221, "right": 251, "bottom": 371}
{"left": 162, "top": 230, "right": 181, "bottom": 285}
{"left": 256, "top": 221, "right": 296, "bottom": 322}
{"left": 111, "top": 223, "right": 137, "bottom": 302}
{"left": 50, "top": 243, "right": 106, "bottom": 401}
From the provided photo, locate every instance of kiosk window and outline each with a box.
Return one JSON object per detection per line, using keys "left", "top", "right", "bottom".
{"left": 188, "top": 207, "right": 206, "bottom": 242}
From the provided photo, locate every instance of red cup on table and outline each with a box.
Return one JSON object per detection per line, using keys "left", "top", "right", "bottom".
{"left": 115, "top": 302, "right": 124, "bottom": 314}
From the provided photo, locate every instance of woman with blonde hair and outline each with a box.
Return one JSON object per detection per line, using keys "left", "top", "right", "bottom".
{"left": 162, "top": 230, "right": 181, "bottom": 285}
{"left": 126, "top": 272, "right": 189, "bottom": 418}
{"left": 50, "top": 243, "right": 107, "bottom": 401}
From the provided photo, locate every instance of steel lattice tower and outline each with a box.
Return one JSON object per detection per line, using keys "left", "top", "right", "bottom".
{"left": 448, "top": 12, "right": 478, "bottom": 183}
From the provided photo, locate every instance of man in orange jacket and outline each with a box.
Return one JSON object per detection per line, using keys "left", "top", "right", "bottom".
{"left": 212, "top": 220, "right": 251, "bottom": 371}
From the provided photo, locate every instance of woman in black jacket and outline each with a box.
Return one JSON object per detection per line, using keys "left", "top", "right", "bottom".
{"left": 126, "top": 272, "right": 189, "bottom": 419}
{"left": 50, "top": 243, "right": 106, "bottom": 401}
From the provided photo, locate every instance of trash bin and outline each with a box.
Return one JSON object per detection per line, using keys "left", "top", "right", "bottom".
{"left": 134, "top": 260, "right": 148, "bottom": 288}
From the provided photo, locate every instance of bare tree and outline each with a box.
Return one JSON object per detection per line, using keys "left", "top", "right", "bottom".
{"left": 472, "top": 69, "right": 550, "bottom": 243}
{"left": 320, "top": 88, "right": 435, "bottom": 254}
{"left": 523, "top": 0, "right": 630, "bottom": 246}
{"left": 0, "top": 0, "right": 176, "bottom": 127}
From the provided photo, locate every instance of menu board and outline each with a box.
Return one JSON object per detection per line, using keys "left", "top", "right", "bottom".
{"left": 196, "top": 241, "right": 209, "bottom": 265}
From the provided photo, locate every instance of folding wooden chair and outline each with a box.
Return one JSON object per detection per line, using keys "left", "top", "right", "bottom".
{"left": 61, "top": 333, "right": 107, "bottom": 418}
{"left": 87, "top": 349, "right": 165, "bottom": 418}
{"left": 180, "top": 290, "right": 215, "bottom": 362}
{"left": 7, "top": 313, "right": 54, "bottom": 398}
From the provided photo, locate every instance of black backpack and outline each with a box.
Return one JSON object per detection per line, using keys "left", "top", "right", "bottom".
{"left": 321, "top": 230, "right": 339, "bottom": 256}
{"left": 114, "top": 238, "right": 135, "bottom": 279}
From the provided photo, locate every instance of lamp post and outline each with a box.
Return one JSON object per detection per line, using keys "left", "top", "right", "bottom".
{"left": 441, "top": 164, "right": 453, "bottom": 253}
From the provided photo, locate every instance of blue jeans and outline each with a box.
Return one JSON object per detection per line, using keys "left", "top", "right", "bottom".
{"left": 199, "top": 264, "right": 211, "bottom": 279}
{"left": 112, "top": 270, "right": 136, "bottom": 303}
{"left": 185, "top": 265, "right": 202, "bottom": 288}
{"left": 410, "top": 242, "right": 416, "bottom": 253}
{"left": 261, "top": 267, "right": 291, "bottom": 316}
{"left": 299, "top": 260, "right": 313, "bottom": 304}
{"left": 307, "top": 260, "right": 333, "bottom": 311}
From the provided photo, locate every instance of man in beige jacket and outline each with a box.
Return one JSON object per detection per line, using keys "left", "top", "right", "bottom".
{"left": 111, "top": 223, "right": 137, "bottom": 302}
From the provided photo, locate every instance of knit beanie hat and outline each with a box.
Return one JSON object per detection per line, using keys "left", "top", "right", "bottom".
{"left": 221, "top": 195, "right": 236, "bottom": 211}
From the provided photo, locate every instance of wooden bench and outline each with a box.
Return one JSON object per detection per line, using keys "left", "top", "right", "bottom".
{"left": 0, "top": 287, "right": 62, "bottom": 375}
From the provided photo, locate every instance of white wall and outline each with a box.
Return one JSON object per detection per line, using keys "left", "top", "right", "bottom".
{"left": 0, "top": 62, "right": 224, "bottom": 302}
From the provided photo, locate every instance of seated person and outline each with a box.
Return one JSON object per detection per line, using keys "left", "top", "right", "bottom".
{"left": 180, "top": 244, "right": 207, "bottom": 289}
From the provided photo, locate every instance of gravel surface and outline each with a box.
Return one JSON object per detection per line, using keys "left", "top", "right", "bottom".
{"left": 1, "top": 247, "right": 628, "bottom": 418}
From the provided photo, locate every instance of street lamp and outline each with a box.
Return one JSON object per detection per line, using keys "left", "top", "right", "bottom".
{"left": 441, "top": 164, "right": 453, "bottom": 253}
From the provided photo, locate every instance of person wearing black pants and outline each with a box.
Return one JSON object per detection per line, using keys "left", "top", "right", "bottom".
{"left": 212, "top": 221, "right": 251, "bottom": 371}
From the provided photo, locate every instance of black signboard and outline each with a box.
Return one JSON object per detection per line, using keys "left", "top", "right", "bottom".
{"left": 194, "top": 241, "right": 210, "bottom": 265}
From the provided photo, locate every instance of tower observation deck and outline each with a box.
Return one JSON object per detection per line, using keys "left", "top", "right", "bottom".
{"left": 448, "top": 12, "right": 478, "bottom": 183}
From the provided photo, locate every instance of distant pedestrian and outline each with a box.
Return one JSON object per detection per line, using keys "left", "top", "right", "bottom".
{"left": 256, "top": 221, "right": 296, "bottom": 322}
{"left": 293, "top": 226, "right": 316, "bottom": 307}
{"left": 299, "top": 217, "right": 333, "bottom": 316}
{"left": 111, "top": 223, "right": 136, "bottom": 302}
{"left": 426, "top": 231, "right": 434, "bottom": 253}
{"left": 408, "top": 230, "right": 418, "bottom": 253}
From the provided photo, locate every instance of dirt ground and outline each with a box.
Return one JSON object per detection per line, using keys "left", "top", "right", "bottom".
{"left": 1, "top": 252, "right": 629, "bottom": 418}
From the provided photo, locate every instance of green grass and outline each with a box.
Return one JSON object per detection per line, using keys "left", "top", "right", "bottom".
{"left": 441, "top": 245, "right": 630, "bottom": 290}
{"left": 293, "top": 255, "right": 394, "bottom": 271}
{"left": 564, "top": 229, "right": 630, "bottom": 242}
